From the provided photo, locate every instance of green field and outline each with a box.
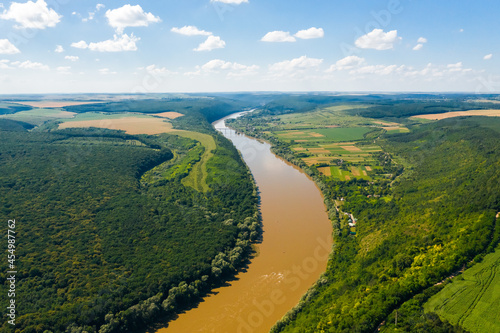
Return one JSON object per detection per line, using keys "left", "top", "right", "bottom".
{"left": 424, "top": 245, "right": 500, "bottom": 332}
{"left": 173, "top": 130, "right": 216, "bottom": 192}
{"left": 0, "top": 108, "right": 76, "bottom": 125}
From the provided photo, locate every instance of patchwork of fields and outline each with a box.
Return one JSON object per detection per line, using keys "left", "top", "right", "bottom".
{"left": 259, "top": 106, "right": 395, "bottom": 181}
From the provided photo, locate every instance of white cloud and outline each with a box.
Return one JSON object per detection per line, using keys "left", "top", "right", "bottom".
{"left": 355, "top": 29, "right": 401, "bottom": 50}
{"left": 413, "top": 44, "right": 423, "bottom": 51}
{"left": 105, "top": 4, "right": 160, "bottom": 33}
{"left": 194, "top": 35, "right": 225, "bottom": 51}
{"left": 484, "top": 54, "right": 493, "bottom": 60}
{"left": 327, "top": 55, "right": 365, "bottom": 72}
{"left": 0, "top": 39, "right": 20, "bottom": 54}
{"left": 71, "top": 41, "right": 88, "bottom": 49}
{"left": 210, "top": 0, "right": 248, "bottom": 4}
{"left": 413, "top": 37, "right": 427, "bottom": 51}
{"left": 54, "top": 45, "right": 64, "bottom": 53}
{"left": 294, "top": 27, "right": 324, "bottom": 40}
{"left": 96, "top": 4, "right": 105, "bottom": 11}
{"left": 65, "top": 55, "right": 79, "bottom": 62}
{"left": 350, "top": 64, "right": 400, "bottom": 76}
{"left": 171, "top": 25, "right": 212, "bottom": 36}
{"left": 459, "top": 28, "right": 464, "bottom": 33}
{"left": 83, "top": 3, "right": 105, "bottom": 22}
{"left": 261, "top": 31, "right": 296, "bottom": 42}
{"left": 0, "top": 0, "right": 61, "bottom": 29}
{"left": 200, "top": 59, "right": 259, "bottom": 76}
{"left": 71, "top": 34, "right": 139, "bottom": 52}
{"left": 14, "top": 60, "right": 49, "bottom": 70}
{"left": 269, "top": 55, "right": 323, "bottom": 72}
{"left": 143, "top": 64, "right": 175, "bottom": 76}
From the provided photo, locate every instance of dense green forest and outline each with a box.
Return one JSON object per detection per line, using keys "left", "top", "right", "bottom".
{"left": 0, "top": 97, "right": 259, "bottom": 332}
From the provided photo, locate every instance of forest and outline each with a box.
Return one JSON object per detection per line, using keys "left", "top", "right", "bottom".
{"left": 0, "top": 97, "right": 259, "bottom": 333}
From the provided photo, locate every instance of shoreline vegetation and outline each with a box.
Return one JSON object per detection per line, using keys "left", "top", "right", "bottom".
{"left": 0, "top": 93, "right": 499, "bottom": 332}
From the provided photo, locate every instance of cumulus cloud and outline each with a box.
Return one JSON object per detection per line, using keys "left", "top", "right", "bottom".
{"left": 54, "top": 45, "right": 64, "bottom": 53}
{"left": 327, "top": 56, "right": 365, "bottom": 72}
{"left": 261, "top": 31, "right": 296, "bottom": 42}
{"left": 201, "top": 59, "right": 259, "bottom": 76}
{"left": 71, "top": 40, "right": 88, "bottom": 49}
{"left": 294, "top": 27, "right": 324, "bottom": 39}
{"left": 13, "top": 60, "right": 49, "bottom": 70}
{"left": 355, "top": 29, "right": 401, "bottom": 50}
{"left": 71, "top": 34, "right": 139, "bottom": 52}
{"left": 350, "top": 64, "right": 401, "bottom": 76}
{"left": 0, "top": 39, "right": 20, "bottom": 54}
{"left": 65, "top": 55, "right": 79, "bottom": 62}
{"left": 413, "top": 44, "right": 423, "bottom": 51}
{"left": 140, "top": 64, "right": 176, "bottom": 76}
{"left": 413, "top": 37, "right": 427, "bottom": 51}
{"left": 171, "top": 25, "right": 212, "bottom": 36}
{"left": 194, "top": 35, "right": 225, "bottom": 51}
{"left": 210, "top": 0, "right": 248, "bottom": 4}
{"left": 82, "top": 3, "right": 105, "bottom": 22}
{"left": 484, "top": 54, "right": 493, "bottom": 60}
{"left": 269, "top": 55, "right": 323, "bottom": 72}
{"left": 105, "top": 4, "right": 160, "bottom": 33}
{"left": 0, "top": 0, "right": 61, "bottom": 29}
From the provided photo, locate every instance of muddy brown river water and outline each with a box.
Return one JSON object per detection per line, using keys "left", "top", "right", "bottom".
{"left": 155, "top": 111, "right": 333, "bottom": 333}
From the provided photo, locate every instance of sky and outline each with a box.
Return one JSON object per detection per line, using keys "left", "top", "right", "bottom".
{"left": 0, "top": 0, "right": 500, "bottom": 94}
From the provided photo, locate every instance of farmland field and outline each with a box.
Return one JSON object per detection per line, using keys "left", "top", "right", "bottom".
{"left": 424, "top": 244, "right": 500, "bottom": 332}
{"left": 275, "top": 127, "right": 372, "bottom": 142}
{"left": 412, "top": 109, "right": 500, "bottom": 120}
{"left": 58, "top": 116, "right": 174, "bottom": 135}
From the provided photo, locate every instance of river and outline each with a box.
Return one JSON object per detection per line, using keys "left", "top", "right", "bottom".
{"left": 156, "top": 111, "right": 333, "bottom": 333}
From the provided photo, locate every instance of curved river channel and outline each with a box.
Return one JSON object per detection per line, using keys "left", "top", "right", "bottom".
{"left": 156, "top": 111, "right": 332, "bottom": 333}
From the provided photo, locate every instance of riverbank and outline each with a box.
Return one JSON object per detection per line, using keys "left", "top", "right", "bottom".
{"left": 155, "top": 112, "right": 333, "bottom": 332}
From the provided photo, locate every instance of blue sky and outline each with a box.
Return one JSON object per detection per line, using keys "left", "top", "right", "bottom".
{"left": 0, "top": 0, "right": 499, "bottom": 93}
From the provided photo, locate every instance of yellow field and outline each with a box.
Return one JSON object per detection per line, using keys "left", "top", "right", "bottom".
{"left": 58, "top": 117, "right": 174, "bottom": 134}
{"left": 413, "top": 109, "right": 500, "bottom": 120}
{"left": 155, "top": 112, "right": 184, "bottom": 119}
{"left": 318, "top": 167, "right": 331, "bottom": 176}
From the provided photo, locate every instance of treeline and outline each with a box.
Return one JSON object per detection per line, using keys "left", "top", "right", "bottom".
{"left": 0, "top": 107, "right": 259, "bottom": 332}
{"left": 62, "top": 97, "right": 250, "bottom": 123}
